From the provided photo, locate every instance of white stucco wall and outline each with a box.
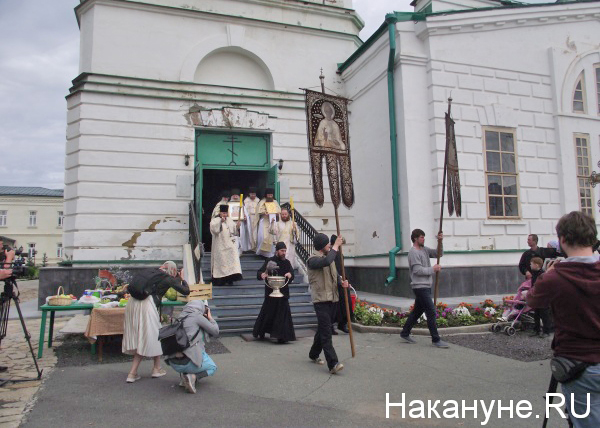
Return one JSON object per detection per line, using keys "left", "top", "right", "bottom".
{"left": 342, "top": 2, "right": 600, "bottom": 268}
{"left": 65, "top": 0, "right": 361, "bottom": 261}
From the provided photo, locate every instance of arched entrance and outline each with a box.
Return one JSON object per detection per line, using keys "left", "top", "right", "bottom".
{"left": 194, "top": 130, "right": 279, "bottom": 250}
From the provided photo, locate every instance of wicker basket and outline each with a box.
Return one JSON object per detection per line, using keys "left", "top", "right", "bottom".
{"left": 48, "top": 286, "right": 72, "bottom": 306}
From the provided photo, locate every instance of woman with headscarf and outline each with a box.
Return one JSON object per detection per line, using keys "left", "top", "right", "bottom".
{"left": 165, "top": 300, "right": 219, "bottom": 394}
{"left": 123, "top": 261, "right": 190, "bottom": 383}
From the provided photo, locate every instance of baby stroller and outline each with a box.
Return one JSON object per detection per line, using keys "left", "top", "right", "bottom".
{"left": 490, "top": 280, "right": 535, "bottom": 336}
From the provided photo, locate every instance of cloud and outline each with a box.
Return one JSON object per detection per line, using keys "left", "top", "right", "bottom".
{"left": 0, "top": 0, "right": 79, "bottom": 189}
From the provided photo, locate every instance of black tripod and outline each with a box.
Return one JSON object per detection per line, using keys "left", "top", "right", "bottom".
{"left": 0, "top": 275, "right": 43, "bottom": 386}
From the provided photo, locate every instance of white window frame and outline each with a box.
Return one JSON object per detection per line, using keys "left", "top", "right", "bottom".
{"left": 58, "top": 211, "right": 64, "bottom": 228}
{"left": 573, "top": 71, "right": 587, "bottom": 114}
{"left": 595, "top": 64, "right": 600, "bottom": 115}
{"left": 28, "top": 243, "right": 36, "bottom": 259}
{"left": 56, "top": 243, "right": 63, "bottom": 259}
{"left": 0, "top": 210, "right": 6, "bottom": 227}
{"left": 29, "top": 211, "right": 37, "bottom": 227}
{"left": 574, "top": 134, "right": 594, "bottom": 217}
{"left": 483, "top": 127, "right": 521, "bottom": 219}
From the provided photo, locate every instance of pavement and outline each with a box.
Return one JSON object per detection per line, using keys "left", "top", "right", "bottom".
{"left": 0, "top": 281, "right": 569, "bottom": 427}
{"left": 20, "top": 332, "right": 566, "bottom": 427}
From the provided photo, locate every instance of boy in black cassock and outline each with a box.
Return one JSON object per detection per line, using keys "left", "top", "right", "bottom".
{"left": 252, "top": 242, "right": 296, "bottom": 343}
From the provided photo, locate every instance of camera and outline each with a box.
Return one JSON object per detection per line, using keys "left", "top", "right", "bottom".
{"left": 1, "top": 246, "right": 28, "bottom": 279}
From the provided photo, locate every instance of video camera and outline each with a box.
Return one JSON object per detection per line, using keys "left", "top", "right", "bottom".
{"left": 1, "top": 246, "right": 29, "bottom": 279}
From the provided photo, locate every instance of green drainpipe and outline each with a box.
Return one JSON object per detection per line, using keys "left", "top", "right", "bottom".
{"left": 385, "top": 13, "right": 402, "bottom": 286}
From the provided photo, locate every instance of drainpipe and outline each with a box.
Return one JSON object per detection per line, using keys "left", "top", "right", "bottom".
{"left": 385, "top": 13, "right": 403, "bottom": 286}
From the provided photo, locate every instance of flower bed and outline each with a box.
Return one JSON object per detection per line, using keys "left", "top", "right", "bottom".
{"left": 354, "top": 298, "right": 506, "bottom": 328}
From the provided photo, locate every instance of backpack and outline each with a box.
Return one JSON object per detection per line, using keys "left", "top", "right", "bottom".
{"left": 127, "top": 269, "right": 164, "bottom": 300}
{"left": 158, "top": 315, "right": 201, "bottom": 356}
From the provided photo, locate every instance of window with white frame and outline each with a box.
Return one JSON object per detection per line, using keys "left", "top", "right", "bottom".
{"left": 29, "top": 211, "right": 37, "bottom": 227}
{"left": 28, "top": 243, "right": 36, "bottom": 259}
{"left": 484, "top": 127, "right": 520, "bottom": 218}
{"left": 58, "top": 211, "right": 64, "bottom": 228}
{"left": 0, "top": 211, "right": 6, "bottom": 227}
{"left": 56, "top": 243, "right": 63, "bottom": 259}
{"left": 573, "top": 71, "right": 586, "bottom": 113}
{"left": 595, "top": 64, "right": 600, "bottom": 114}
{"left": 574, "top": 134, "right": 594, "bottom": 216}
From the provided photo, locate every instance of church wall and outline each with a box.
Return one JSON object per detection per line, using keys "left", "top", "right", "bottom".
{"left": 65, "top": 0, "right": 361, "bottom": 262}
{"left": 340, "top": 3, "right": 599, "bottom": 296}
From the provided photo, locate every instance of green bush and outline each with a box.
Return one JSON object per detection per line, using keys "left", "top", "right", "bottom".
{"left": 25, "top": 266, "right": 39, "bottom": 279}
{"left": 457, "top": 314, "right": 474, "bottom": 326}
{"left": 437, "top": 318, "right": 449, "bottom": 328}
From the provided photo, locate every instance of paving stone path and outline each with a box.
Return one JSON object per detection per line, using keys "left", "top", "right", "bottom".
{"left": 0, "top": 316, "right": 68, "bottom": 427}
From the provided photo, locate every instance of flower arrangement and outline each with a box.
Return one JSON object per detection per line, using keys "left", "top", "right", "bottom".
{"left": 354, "top": 297, "right": 501, "bottom": 328}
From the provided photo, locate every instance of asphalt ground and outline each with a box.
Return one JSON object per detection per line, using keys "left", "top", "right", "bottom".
{"left": 22, "top": 332, "right": 569, "bottom": 428}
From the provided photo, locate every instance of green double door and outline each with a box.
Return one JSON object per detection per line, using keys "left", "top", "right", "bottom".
{"left": 194, "top": 131, "right": 279, "bottom": 243}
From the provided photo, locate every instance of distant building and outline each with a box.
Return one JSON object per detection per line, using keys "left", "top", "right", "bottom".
{"left": 0, "top": 187, "right": 65, "bottom": 265}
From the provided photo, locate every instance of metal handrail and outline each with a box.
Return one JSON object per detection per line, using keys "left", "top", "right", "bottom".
{"left": 188, "top": 202, "right": 202, "bottom": 282}
{"left": 281, "top": 202, "right": 317, "bottom": 265}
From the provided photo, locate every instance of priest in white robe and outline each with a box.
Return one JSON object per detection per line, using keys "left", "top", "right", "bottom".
{"left": 241, "top": 187, "right": 259, "bottom": 251}
{"left": 254, "top": 188, "right": 281, "bottom": 258}
{"left": 211, "top": 191, "right": 230, "bottom": 218}
{"left": 210, "top": 204, "right": 242, "bottom": 286}
{"left": 276, "top": 207, "right": 299, "bottom": 269}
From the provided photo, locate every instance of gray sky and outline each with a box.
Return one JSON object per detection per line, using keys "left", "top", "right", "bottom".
{"left": 0, "top": 0, "right": 545, "bottom": 189}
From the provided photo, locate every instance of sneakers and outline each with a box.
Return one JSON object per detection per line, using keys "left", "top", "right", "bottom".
{"left": 310, "top": 357, "right": 325, "bottom": 365}
{"left": 178, "top": 374, "right": 185, "bottom": 387}
{"left": 433, "top": 340, "right": 450, "bottom": 348}
{"left": 126, "top": 373, "right": 141, "bottom": 383}
{"left": 182, "top": 373, "right": 197, "bottom": 394}
{"left": 400, "top": 335, "right": 417, "bottom": 344}
{"left": 539, "top": 333, "right": 550, "bottom": 339}
{"left": 329, "top": 363, "right": 344, "bottom": 374}
{"left": 151, "top": 368, "right": 167, "bottom": 378}
{"left": 529, "top": 330, "right": 541, "bottom": 337}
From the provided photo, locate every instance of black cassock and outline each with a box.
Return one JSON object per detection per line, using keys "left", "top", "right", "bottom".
{"left": 252, "top": 256, "right": 296, "bottom": 342}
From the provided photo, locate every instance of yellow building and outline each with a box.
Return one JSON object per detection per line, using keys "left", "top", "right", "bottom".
{"left": 0, "top": 187, "right": 64, "bottom": 265}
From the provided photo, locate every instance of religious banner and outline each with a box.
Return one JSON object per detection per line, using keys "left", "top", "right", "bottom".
{"left": 304, "top": 89, "right": 354, "bottom": 209}
{"left": 444, "top": 101, "right": 462, "bottom": 217}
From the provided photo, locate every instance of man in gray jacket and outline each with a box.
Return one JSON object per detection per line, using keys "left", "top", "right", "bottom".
{"left": 400, "top": 229, "right": 449, "bottom": 348}
{"left": 307, "top": 233, "right": 348, "bottom": 374}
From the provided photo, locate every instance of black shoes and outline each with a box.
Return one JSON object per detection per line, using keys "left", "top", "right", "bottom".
{"left": 338, "top": 324, "right": 349, "bottom": 334}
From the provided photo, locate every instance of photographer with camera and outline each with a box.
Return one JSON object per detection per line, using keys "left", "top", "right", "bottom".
{"left": 527, "top": 212, "right": 600, "bottom": 427}
{"left": 0, "top": 238, "right": 15, "bottom": 281}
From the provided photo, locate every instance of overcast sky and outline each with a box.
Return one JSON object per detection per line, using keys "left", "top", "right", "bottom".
{"left": 0, "top": 0, "right": 544, "bottom": 190}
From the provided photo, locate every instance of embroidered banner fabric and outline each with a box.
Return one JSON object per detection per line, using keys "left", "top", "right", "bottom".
{"left": 445, "top": 109, "right": 462, "bottom": 217}
{"left": 304, "top": 89, "right": 354, "bottom": 208}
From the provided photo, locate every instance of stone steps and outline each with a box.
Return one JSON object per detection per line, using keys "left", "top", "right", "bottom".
{"left": 200, "top": 252, "right": 316, "bottom": 333}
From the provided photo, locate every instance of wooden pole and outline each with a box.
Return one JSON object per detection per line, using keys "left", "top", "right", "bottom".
{"left": 334, "top": 207, "right": 356, "bottom": 358}
{"left": 433, "top": 97, "right": 452, "bottom": 305}
{"left": 320, "top": 69, "right": 355, "bottom": 357}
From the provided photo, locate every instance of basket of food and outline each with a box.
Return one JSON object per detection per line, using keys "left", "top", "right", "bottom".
{"left": 48, "top": 286, "right": 73, "bottom": 306}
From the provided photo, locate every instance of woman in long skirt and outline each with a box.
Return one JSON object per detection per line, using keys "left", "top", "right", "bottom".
{"left": 122, "top": 261, "right": 189, "bottom": 383}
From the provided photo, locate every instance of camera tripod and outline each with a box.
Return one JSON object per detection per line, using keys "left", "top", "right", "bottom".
{"left": 0, "top": 276, "right": 43, "bottom": 386}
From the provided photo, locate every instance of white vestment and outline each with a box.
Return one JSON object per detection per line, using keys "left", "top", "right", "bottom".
{"left": 243, "top": 197, "right": 259, "bottom": 250}
{"left": 276, "top": 219, "right": 299, "bottom": 269}
{"left": 209, "top": 217, "right": 242, "bottom": 279}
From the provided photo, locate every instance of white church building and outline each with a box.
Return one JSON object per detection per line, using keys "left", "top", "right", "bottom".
{"left": 59, "top": 0, "right": 600, "bottom": 297}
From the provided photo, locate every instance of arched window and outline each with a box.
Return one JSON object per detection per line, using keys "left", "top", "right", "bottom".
{"left": 595, "top": 64, "right": 600, "bottom": 114}
{"left": 572, "top": 72, "right": 586, "bottom": 113}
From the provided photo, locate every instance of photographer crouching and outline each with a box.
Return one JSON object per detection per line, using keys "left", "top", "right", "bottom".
{"left": 527, "top": 212, "right": 600, "bottom": 427}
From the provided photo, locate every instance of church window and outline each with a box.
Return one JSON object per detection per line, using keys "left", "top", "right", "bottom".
{"left": 595, "top": 65, "right": 600, "bottom": 114}
{"left": 573, "top": 72, "right": 586, "bottom": 113}
{"left": 483, "top": 128, "right": 520, "bottom": 218}
{"left": 574, "top": 134, "right": 594, "bottom": 216}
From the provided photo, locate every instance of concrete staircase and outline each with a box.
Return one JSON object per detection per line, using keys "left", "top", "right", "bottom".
{"left": 202, "top": 253, "right": 317, "bottom": 335}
